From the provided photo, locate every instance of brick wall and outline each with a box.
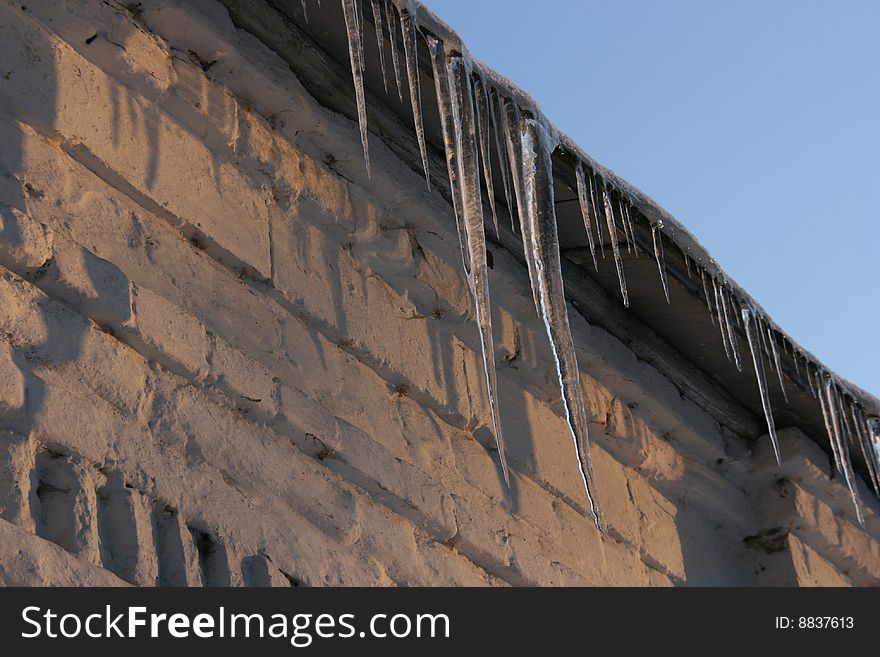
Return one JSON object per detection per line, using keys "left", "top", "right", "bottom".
{"left": 0, "top": 0, "right": 876, "bottom": 586}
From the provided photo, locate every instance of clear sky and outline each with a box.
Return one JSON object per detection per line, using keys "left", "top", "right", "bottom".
{"left": 422, "top": 0, "right": 879, "bottom": 397}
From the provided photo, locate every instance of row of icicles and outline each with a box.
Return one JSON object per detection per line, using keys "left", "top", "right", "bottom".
{"left": 320, "top": 0, "right": 879, "bottom": 528}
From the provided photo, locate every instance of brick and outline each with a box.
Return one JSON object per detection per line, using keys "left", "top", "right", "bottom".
{"left": 125, "top": 283, "right": 210, "bottom": 379}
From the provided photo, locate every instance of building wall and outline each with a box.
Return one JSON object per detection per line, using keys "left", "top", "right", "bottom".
{"left": 0, "top": 0, "right": 877, "bottom": 586}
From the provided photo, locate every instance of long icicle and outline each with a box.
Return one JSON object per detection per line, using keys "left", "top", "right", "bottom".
{"left": 474, "top": 74, "right": 499, "bottom": 236}
{"left": 816, "top": 369, "right": 843, "bottom": 475}
{"left": 701, "top": 268, "right": 715, "bottom": 325}
{"left": 764, "top": 322, "right": 788, "bottom": 403}
{"left": 384, "top": 0, "right": 404, "bottom": 101}
{"left": 852, "top": 405, "right": 880, "bottom": 496}
{"left": 369, "top": 0, "right": 388, "bottom": 93}
{"left": 712, "top": 276, "right": 732, "bottom": 361}
{"left": 602, "top": 183, "right": 629, "bottom": 306}
{"left": 742, "top": 306, "right": 781, "bottom": 465}
{"left": 501, "top": 97, "right": 539, "bottom": 312}
{"left": 400, "top": 9, "right": 430, "bottom": 188}
{"left": 866, "top": 415, "right": 880, "bottom": 493}
{"left": 446, "top": 52, "right": 510, "bottom": 486}
{"left": 824, "top": 378, "right": 863, "bottom": 524}
{"left": 519, "top": 115, "right": 602, "bottom": 530}
{"left": 575, "top": 161, "right": 598, "bottom": 271}
{"left": 425, "top": 35, "right": 466, "bottom": 269}
{"left": 341, "top": 0, "right": 370, "bottom": 175}
{"left": 355, "top": 0, "right": 365, "bottom": 70}
{"left": 720, "top": 284, "right": 742, "bottom": 371}
{"left": 651, "top": 221, "right": 670, "bottom": 304}
{"left": 491, "top": 88, "right": 515, "bottom": 229}
{"left": 589, "top": 169, "right": 606, "bottom": 259}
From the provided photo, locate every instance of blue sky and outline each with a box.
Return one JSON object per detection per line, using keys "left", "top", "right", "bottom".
{"left": 423, "top": 0, "right": 879, "bottom": 396}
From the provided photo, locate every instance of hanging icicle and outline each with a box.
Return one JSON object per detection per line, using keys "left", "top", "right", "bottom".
{"left": 473, "top": 74, "right": 499, "bottom": 236}
{"left": 602, "top": 183, "right": 629, "bottom": 307}
{"left": 518, "top": 114, "right": 602, "bottom": 529}
{"left": 575, "top": 161, "right": 599, "bottom": 271}
{"left": 712, "top": 277, "right": 732, "bottom": 361}
{"left": 341, "top": 0, "right": 370, "bottom": 175}
{"left": 719, "top": 284, "right": 742, "bottom": 372}
{"left": 301, "top": 0, "right": 309, "bottom": 22}
{"left": 764, "top": 323, "right": 788, "bottom": 403}
{"left": 384, "top": 0, "right": 404, "bottom": 101}
{"left": 700, "top": 268, "right": 715, "bottom": 325}
{"left": 742, "top": 306, "right": 781, "bottom": 465}
{"left": 445, "top": 50, "right": 510, "bottom": 486}
{"left": 400, "top": 9, "right": 431, "bottom": 188}
{"left": 651, "top": 221, "right": 670, "bottom": 304}
{"left": 822, "top": 377, "right": 863, "bottom": 525}
{"left": 369, "top": 0, "right": 388, "bottom": 92}
{"left": 490, "top": 88, "right": 515, "bottom": 229}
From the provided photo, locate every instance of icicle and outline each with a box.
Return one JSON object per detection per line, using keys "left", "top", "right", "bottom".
{"left": 589, "top": 170, "right": 606, "bottom": 259}
{"left": 823, "top": 378, "right": 863, "bottom": 524}
{"left": 519, "top": 115, "right": 602, "bottom": 529}
{"left": 623, "top": 202, "right": 637, "bottom": 254}
{"left": 816, "top": 369, "right": 843, "bottom": 474}
{"left": 500, "top": 96, "right": 541, "bottom": 313}
{"left": 684, "top": 253, "right": 692, "bottom": 278}
{"left": 342, "top": 0, "right": 370, "bottom": 175}
{"left": 370, "top": 0, "right": 388, "bottom": 93}
{"left": 618, "top": 198, "right": 633, "bottom": 254}
{"left": 575, "top": 161, "right": 598, "bottom": 270}
{"left": 700, "top": 268, "right": 715, "bottom": 325}
{"left": 355, "top": 0, "right": 366, "bottom": 71}
{"left": 764, "top": 323, "right": 788, "bottom": 403}
{"left": 713, "top": 277, "right": 732, "bottom": 362}
{"left": 742, "top": 307, "right": 781, "bottom": 465}
{"left": 850, "top": 404, "right": 879, "bottom": 497}
{"left": 867, "top": 416, "right": 880, "bottom": 489}
{"left": 602, "top": 183, "right": 629, "bottom": 307}
{"left": 792, "top": 348, "right": 801, "bottom": 378}
{"left": 301, "top": 0, "right": 309, "bottom": 22}
{"left": 446, "top": 52, "right": 510, "bottom": 486}
{"left": 720, "top": 285, "right": 742, "bottom": 371}
{"left": 491, "top": 88, "right": 515, "bottom": 229}
{"left": 384, "top": 0, "right": 404, "bottom": 101}
{"left": 425, "top": 36, "right": 466, "bottom": 270}
{"left": 473, "top": 74, "right": 498, "bottom": 235}
{"left": 650, "top": 221, "right": 670, "bottom": 304}
{"left": 399, "top": 10, "right": 430, "bottom": 189}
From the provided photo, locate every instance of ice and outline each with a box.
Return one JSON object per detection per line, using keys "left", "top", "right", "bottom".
{"left": 618, "top": 198, "right": 633, "bottom": 254}
{"left": 651, "top": 221, "right": 670, "bottom": 304}
{"left": 425, "top": 35, "right": 466, "bottom": 268}
{"left": 624, "top": 203, "right": 637, "bottom": 252}
{"left": 867, "top": 416, "right": 880, "bottom": 491}
{"left": 823, "top": 378, "right": 863, "bottom": 524}
{"left": 370, "top": 0, "right": 388, "bottom": 92}
{"left": 400, "top": 9, "right": 431, "bottom": 188}
{"left": 519, "top": 115, "right": 602, "bottom": 529}
{"left": 711, "top": 277, "right": 732, "bottom": 361}
{"left": 301, "top": 0, "right": 309, "bottom": 22}
{"left": 384, "top": 0, "right": 404, "bottom": 101}
{"left": 602, "top": 183, "right": 629, "bottom": 307}
{"left": 474, "top": 74, "right": 499, "bottom": 236}
{"left": 446, "top": 51, "right": 510, "bottom": 485}
{"left": 719, "top": 284, "right": 742, "bottom": 372}
{"left": 491, "top": 88, "right": 515, "bottom": 228}
{"left": 341, "top": 0, "right": 370, "bottom": 175}
{"left": 742, "top": 307, "right": 781, "bottom": 465}
{"left": 764, "top": 322, "right": 788, "bottom": 403}
{"left": 700, "top": 268, "right": 715, "bottom": 325}
{"left": 575, "top": 161, "right": 598, "bottom": 270}
{"left": 849, "top": 403, "right": 879, "bottom": 497}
